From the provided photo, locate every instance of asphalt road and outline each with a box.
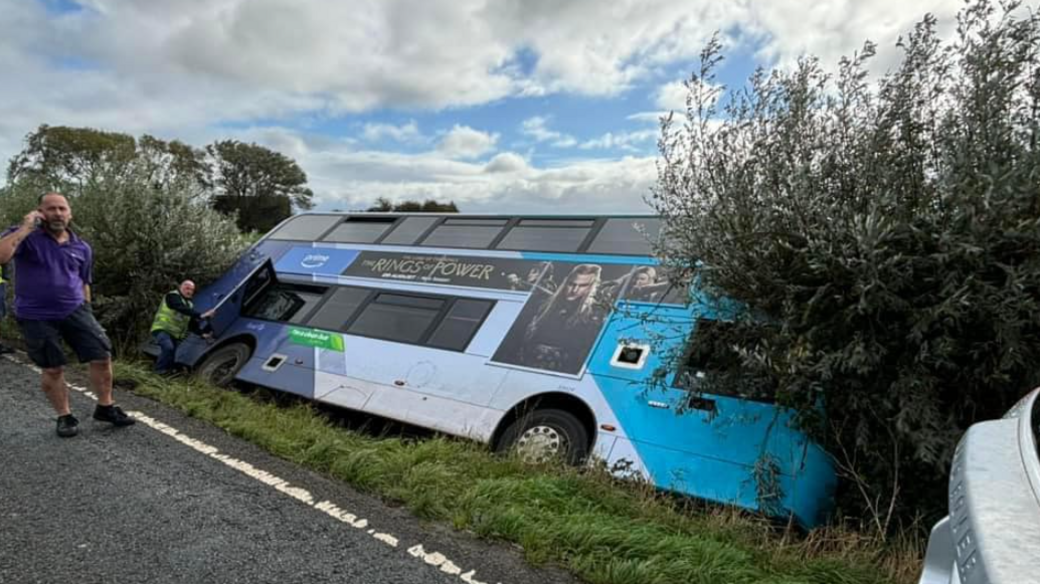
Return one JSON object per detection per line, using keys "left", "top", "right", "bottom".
{"left": 0, "top": 353, "right": 577, "bottom": 584}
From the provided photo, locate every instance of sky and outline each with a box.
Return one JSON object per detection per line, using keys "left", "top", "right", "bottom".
{"left": 1, "top": 0, "right": 965, "bottom": 214}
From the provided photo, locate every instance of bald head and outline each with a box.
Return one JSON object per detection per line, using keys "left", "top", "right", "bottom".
{"left": 37, "top": 192, "right": 72, "bottom": 235}
{"left": 179, "top": 280, "right": 196, "bottom": 299}
{"left": 38, "top": 192, "right": 68, "bottom": 205}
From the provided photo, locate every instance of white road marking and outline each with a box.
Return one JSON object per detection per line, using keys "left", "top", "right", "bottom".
{"left": 3, "top": 355, "right": 499, "bottom": 584}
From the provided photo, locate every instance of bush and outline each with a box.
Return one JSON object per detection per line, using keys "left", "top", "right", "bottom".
{"left": 0, "top": 163, "right": 249, "bottom": 351}
{"left": 652, "top": 0, "right": 1040, "bottom": 529}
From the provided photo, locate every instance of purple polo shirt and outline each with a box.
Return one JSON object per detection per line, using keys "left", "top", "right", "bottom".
{"left": 1, "top": 226, "right": 93, "bottom": 320}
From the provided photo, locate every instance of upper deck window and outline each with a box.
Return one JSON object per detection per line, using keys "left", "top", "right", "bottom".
{"left": 380, "top": 216, "right": 440, "bottom": 245}
{"left": 419, "top": 218, "right": 508, "bottom": 249}
{"left": 323, "top": 217, "right": 397, "bottom": 244}
{"left": 587, "top": 218, "right": 663, "bottom": 256}
{"left": 495, "top": 219, "right": 594, "bottom": 253}
{"left": 267, "top": 215, "right": 340, "bottom": 241}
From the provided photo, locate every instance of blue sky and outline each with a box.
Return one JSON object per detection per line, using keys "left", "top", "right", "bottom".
{"left": 1, "top": 0, "right": 964, "bottom": 213}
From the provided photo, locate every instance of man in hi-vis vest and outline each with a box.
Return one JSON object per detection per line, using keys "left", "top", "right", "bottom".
{"left": 0, "top": 263, "right": 12, "bottom": 355}
{"left": 151, "top": 280, "right": 215, "bottom": 375}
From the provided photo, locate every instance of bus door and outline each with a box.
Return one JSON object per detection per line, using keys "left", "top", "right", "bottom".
{"left": 208, "top": 258, "right": 278, "bottom": 337}
{"left": 175, "top": 259, "right": 278, "bottom": 367}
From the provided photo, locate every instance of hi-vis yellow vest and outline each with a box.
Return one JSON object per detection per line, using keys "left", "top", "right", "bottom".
{"left": 150, "top": 291, "right": 192, "bottom": 339}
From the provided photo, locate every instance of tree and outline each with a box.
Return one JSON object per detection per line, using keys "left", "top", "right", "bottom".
{"left": 7, "top": 127, "right": 212, "bottom": 195}
{"left": 7, "top": 125, "right": 137, "bottom": 188}
{"left": 366, "top": 197, "right": 459, "bottom": 212}
{"left": 138, "top": 134, "right": 211, "bottom": 190}
{"left": 207, "top": 140, "right": 314, "bottom": 232}
{"left": 6, "top": 131, "right": 315, "bottom": 234}
{"left": 652, "top": 0, "right": 1040, "bottom": 529}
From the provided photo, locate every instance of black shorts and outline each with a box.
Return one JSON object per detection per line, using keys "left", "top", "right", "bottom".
{"left": 17, "top": 303, "right": 112, "bottom": 369}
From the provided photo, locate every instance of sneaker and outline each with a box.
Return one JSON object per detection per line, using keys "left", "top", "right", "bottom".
{"left": 93, "top": 404, "right": 136, "bottom": 427}
{"left": 56, "top": 414, "right": 79, "bottom": 438}
{"left": 0, "top": 345, "right": 14, "bottom": 355}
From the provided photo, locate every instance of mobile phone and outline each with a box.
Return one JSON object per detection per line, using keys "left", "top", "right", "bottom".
{"left": 33, "top": 217, "right": 43, "bottom": 229}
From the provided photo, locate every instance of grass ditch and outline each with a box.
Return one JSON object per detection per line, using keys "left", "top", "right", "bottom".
{"left": 105, "top": 359, "right": 920, "bottom": 584}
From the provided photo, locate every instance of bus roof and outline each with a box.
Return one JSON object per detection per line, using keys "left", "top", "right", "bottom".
{"left": 264, "top": 213, "right": 664, "bottom": 257}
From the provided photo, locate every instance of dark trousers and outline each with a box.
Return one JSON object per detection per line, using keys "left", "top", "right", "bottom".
{"left": 153, "top": 330, "right": 178, "bottom": 373}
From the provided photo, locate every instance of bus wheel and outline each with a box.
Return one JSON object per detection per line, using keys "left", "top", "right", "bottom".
{"left": 195, "top": 343, "right": 251, "bottom": 388}
{"left": 496, "top": 409, "right": 589, "bottom": 465}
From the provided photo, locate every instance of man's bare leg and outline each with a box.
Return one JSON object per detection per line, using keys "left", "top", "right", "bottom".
{"left": 89, "top": 357, "right": 134, "bottom": 426}
{"left": 41, "top": 367, "right": 70, "bottom": 416}
{"left": 90, "top": 358, "right": 114, "bottom": 406}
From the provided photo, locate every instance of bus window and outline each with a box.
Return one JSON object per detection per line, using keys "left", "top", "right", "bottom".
{"left": 587, "top": 218, "right": 662, "bottom": 255}
{"left": 678, "top": 319, "right": 775, "bottom": 402}
{"left": 495, "top": 219, "right": 594, "bottom": 253}
{"left": 305, "top": 287, "right": 371, "bottom": 331}
{"left": 380, "top": 216, "right": 440, "bottom": 245}
{"left": 427, "top": 298, "right": 494, "bottom": 351}
{"left": 419, "top": 218, "right": 508, "bottom": 249}
{"left": 242, "top": 261, "right": 277, "bottom": 308}
{"left": 347, "top": 293, "right": 445, "bottom": 343}
{"left": 243, "top": 284, "right": 326, "bottom": 324}
{"left": 267, "top": 215, "right": 340, "bottom": 241}
{"left": 323, "top": 217, "right": 397, "bottom": 244}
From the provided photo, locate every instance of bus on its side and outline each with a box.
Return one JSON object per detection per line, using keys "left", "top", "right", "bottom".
{"left": 173, "top": 213, "right": 836, "bottom": 527}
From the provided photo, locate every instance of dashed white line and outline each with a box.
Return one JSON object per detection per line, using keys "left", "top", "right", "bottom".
{"left": 4, "top": 355, "right": 500, "bottom": 584}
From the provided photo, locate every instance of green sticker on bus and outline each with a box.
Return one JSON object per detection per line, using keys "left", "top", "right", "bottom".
{"left": 288, "top": 327, "right": 344, "bottom": 352}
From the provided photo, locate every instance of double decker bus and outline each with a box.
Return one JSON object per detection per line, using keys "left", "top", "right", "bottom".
{"left": 172, "top": 213, "right": 836, "bottom": 527}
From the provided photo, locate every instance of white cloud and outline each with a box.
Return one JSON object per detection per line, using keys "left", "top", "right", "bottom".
{"left": 201, "top": 123, "right": 651, "bottom": 213}
{"left": 655, "top": 80, "right": 689, "bottom": 111}
{"left": 580, "top": 130, "right": 658, "bottom": 151}
{"left": 0, "top": 0, "right": 967, "bottom": 146}
{"left": 437, "top": 125, "right": 498, "bottom": 159}
{"left": 520, "top": 116, "right": 576, "bottom": 148}
{"left": 0, "top": 0, "right": 970, "bottom": 213}
{"left": 280, "top": 127, "right": 654, "bottom": 212}
{"left": 627, "top": 112, "right": 669, "bottom": 123}
{"left": 740, "top": 0, "right": 961, "bottom": 73}
{"left": 484, "top": 152, "right": 529, "bottom": 173}
{"left": 361, "top": 121, "right": 424, "bottom": 144}
{"left": 1, "top": 0, "right": 968, "bottom": 119}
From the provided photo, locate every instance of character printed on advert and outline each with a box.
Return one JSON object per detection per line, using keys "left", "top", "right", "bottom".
{"left": 493, "top": 262, "right": 631, "bottom": 375}
{"left": 620, "top": 266, "right": 678, "bottom": 303}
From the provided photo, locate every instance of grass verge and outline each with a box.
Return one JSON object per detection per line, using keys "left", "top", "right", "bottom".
{"left": 102, "top": 360, "right": 922, "bottom": 584}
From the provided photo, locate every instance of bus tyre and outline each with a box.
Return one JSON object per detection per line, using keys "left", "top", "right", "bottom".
{"left": 195, "top": 343, "right": 251, "bottom": 388}
{"left": 496, "top": 408, "right": 589, "bottom": 466}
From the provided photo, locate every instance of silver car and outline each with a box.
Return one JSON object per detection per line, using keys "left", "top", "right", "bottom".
{"left": 919, "top": 387, "right": 1040, "bottom": 584}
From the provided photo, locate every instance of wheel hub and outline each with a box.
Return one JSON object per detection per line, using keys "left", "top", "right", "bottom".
{"left": 208, "top": 356, "right": 241, "bottom": 385}
{"left": 515, "top": 425, "right": 567, "bottom": 463}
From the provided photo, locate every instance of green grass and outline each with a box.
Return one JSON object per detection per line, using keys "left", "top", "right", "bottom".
{"left": 106, "top": 360, "right": 913, "bottom": 584}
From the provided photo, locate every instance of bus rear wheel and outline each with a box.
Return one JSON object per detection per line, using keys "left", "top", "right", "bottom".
{"left": 195, "top": 343, "right": 251, "bottom": 388}
{"left": 496, "top": 408, "right": 589, "bottom": 465}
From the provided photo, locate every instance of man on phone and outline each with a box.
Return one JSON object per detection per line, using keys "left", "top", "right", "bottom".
{"left": 0, "top": 192, "right": 135, "bottom": 437}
